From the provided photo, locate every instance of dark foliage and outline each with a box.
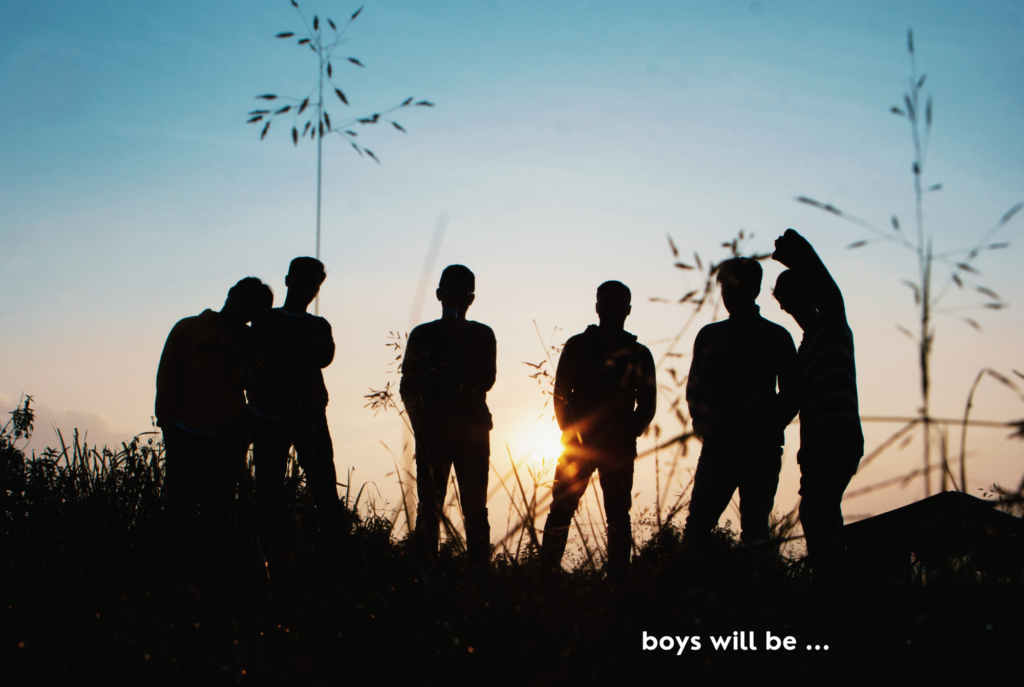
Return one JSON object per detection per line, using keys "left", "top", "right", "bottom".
{"left": 2, "top": 396, "right": 1022, "bottom": 685}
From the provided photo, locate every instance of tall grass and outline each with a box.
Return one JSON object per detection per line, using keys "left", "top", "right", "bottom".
{"left": 4, "top": 373, "right": 1023, "bottom": 681}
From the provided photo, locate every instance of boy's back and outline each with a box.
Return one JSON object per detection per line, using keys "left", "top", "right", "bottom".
{"left": 686, "top": 311, "right": 797, "bottom": 447}
{"left": 400, "top": 318, "right": 496, "bottom": 430}
{"left": 251, "top": 307, "right": 335, "bottom": 417}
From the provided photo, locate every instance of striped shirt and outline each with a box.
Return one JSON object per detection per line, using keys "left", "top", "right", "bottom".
{"left": 795, "top": 261, "right": 864, "bottom": 466}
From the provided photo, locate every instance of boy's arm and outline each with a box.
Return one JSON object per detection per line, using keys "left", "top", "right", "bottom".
{"left": 155, "top": 322, "right": 185, "bottom": 428}
{"left": 633, "top": 345, "right": 658, "bottom": 436}
{"left": 317, "top": 318, "right": 336, "bottom": 369}
{"left": 481, "top": 327, "right": 497, "bottom": 392}
{"left": 398, "top": 328, "right": 425, "bottom": 430}
{"left": 685, "top": 328, "right": 711, "bottom": 439}
{"left": 399, "top": 327, "right": 422, "bottom": 402}
{"left": 774, "top": 331, "right": 800, "bottom": 429}
{"left": 553, "top": 339, "right": 578, "bottom": 432}
{"left": 459, "top": 324, "right": 496, "bottom": 394}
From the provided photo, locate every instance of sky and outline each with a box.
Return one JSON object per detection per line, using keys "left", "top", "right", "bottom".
{"left": 2, "top": 0, "right": 1023, "bottom": 543}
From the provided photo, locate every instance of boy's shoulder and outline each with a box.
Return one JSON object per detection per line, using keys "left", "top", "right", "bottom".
{"left": 170, "top": 309, "right": 214, "bottom": 336}
{"left": 263, "top": 307, "right": 329, "bottom": 328}
{"left": 411, "top": 319, "right": 494, "bottom": 337}
{"left": 695, "top": 319, "right": 729, "bottom": 340}
{"left": 755, "top": 315, "right": 796, "bottom": 343}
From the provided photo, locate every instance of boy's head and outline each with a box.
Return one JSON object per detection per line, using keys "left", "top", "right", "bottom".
{"left": 716, "top": 257, "right": 762, "bottom": 314}
{"left": 225, "top": 277, "right": 274, "bottom": 323}
{"left": 772, "top": 269, "right": 814, "bottom": 318}
{"left": 285, "top": 257, "right": 326, "bottom": 304}
{"left": 437, "top": 264, "right": 476, "bottom": 313}
{"left": 596, "top": 280, "right": 632, "bottom": 327}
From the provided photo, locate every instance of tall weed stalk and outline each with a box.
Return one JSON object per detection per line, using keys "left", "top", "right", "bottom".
{"left": 797, "top": 30, "right": 1022, "bottom": 497}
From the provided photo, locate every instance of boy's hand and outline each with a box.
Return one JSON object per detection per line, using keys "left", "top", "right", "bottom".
{"left": 772, "top": 229, "right": 815, "bottom": 268}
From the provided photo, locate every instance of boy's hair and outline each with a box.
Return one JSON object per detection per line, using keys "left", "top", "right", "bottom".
{"left": 227, "top": 277, "right": 274, "bottom": 311}
{"left": 439, "top": 264, "right": 475, "bottom": 292}
{"left": 772, "top": 269, "right": 803, "bottom": 304}
{"left": 717, "top": 257, "right": 762, "bottom": 291}
{"left": 596, "top": 280, "right": 631, "bottom": 303}
{"left": 288, "top": 257, "right": 327, "bottom": 283}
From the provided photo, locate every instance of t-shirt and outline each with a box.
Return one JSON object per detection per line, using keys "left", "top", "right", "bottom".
{"left": 400, "top": 319, "right": 496, "bottom": 430}
{"left": 155, "top": 309, "right": 252, "bottom": 431}
{"left": 250, "top": 307, "right": 335, "bottom": 418}
{"left": 554, "top": 325, "right": 657, "bottom": 455}
{"left": 686, "top": 308, "right": 798, "bottom": 449}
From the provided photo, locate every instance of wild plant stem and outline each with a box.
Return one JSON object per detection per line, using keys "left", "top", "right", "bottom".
{"left": 908, "top": 47, "right": 934, "bottom": 497}
{"left": 314, "top": 28, "right": 324, "bottom": 316}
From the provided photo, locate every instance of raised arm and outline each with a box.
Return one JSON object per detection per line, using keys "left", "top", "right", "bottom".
{"left": 772, "top": 228, "right": 846, "bottom": 318}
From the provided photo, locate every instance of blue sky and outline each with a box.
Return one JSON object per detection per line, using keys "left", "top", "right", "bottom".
{"left": 2, "top": 0, "right": 1023, "bottom": 531}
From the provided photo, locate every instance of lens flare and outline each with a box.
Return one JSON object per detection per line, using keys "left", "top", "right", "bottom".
{"left": 516, "top": 422, "right": 565, "bottom": 465}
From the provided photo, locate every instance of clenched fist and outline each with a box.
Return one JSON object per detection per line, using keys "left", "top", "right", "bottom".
{"left": 772, "top": 229, "right": 815, "bottom": 268}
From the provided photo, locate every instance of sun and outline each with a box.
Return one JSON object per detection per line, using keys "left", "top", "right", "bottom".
{"left": 516, "top": 421, "right": 566, "bottom": 465}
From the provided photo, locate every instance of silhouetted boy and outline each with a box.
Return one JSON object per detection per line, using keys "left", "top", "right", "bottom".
{"left": 540, "top": 281, "right": 656, "bottom": 580}
{"left": 250, "top": 258, "right": 340, "bottom": 543}
{"left": 681, "top": 258, "right": 797, "bottom": 548}
{"left": 772, "top": 229, "right": 864, "bottom": 572}
{"left": 155, "top": 277, "right": 273, "bottom": 544}
{"left": 400, "top": 265, "right": 496, "bottom": 571}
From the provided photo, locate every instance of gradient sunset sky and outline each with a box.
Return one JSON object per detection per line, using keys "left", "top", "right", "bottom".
{"left": 2, "top": 0, "right": 1023, "bottom": 536}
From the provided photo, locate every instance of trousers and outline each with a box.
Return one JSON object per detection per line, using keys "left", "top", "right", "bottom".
{"left": 799, "top": 452, "right": 858, "bottom": 571}
{"left": 541, "top": 442, "right": 635, "bottom": 578}
{"left": 253, "top": 409, "right": 340, "bottom": 535}
{"left": 682, "top": 442, "right": 783, "bottom": 545}
{"left": 414, "top": 418, "right": 490, "bottom": 566}
{"left": 163, "top": 425, "right": 247, "bottom": 545}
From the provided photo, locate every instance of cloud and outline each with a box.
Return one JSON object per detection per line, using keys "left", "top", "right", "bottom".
{"left": 0, "top": 391, "right": 142, "bottom": 456}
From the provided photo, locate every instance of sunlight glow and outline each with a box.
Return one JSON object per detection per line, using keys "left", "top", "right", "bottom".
{"left": 516, "top": 422, "right": 566, "bottom": 466}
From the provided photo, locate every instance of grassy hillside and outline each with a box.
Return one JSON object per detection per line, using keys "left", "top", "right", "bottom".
{"left": 2, "top": 398, "right": 1022, "bottom": 685}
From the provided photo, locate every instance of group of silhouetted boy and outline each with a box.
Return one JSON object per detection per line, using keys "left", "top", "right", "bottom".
{"left": 156, "top": 258, "right": 337, "bottom": 563}
{"left": 155, "top": 228, "right": 862, "bottom": 580}
{"left": 682, "top": 229, "right": 863, "bottom": 573}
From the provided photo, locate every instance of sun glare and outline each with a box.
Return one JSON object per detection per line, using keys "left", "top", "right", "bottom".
{"left": 516, "top": 422, "right": 566, "bottom": 466}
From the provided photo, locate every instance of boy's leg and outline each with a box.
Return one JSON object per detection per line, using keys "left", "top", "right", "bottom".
{"left": 162, "top": 426, "right": 204, "bottom": 549}
{"left": 541, "top": 447, "right": 595, "bottom": 570}
{"left": 735, "top": 446, "right": 783, "bottom": 545}
{"left": 799, "top": 458, "right": 855, "bottom": 573}
{"left": 252, "top": 418, "right": 292, "bottom": 524}
{"left": 451, "top": 425, "right": 491, "bottom": 569}
{"left": 414, "top": 426, "right": 453, "bottom": 564}
{"left": 597, "top": 452, "right": 635, "bottom": 581}
{"left": 680, "top": 444, "right": 740, "bottom": 550}
{"left": 294, "top": 410, "right": 340, "bottom": 539}
{"left": 196, "top": 429, "right": 246, "bottom": 546}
